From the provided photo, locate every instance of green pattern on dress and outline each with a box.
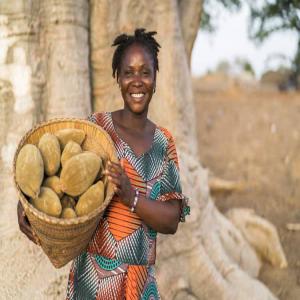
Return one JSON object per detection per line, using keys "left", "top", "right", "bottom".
{"left": 147, "top": 181, "right": 160, "bottom": 239}
{"left": 147, "top": 227, "right": 157, "bottom": 239}
{"left": 141, "top": 282, "right": 160, "bottom": 300}
{"left": 94, "top": 255, "right": 122, "bottom": 271}
{"left": 150, "top": 181, "right": 161, "bottom": 200}
{"left": 75, "top": 252, "right": 99, "bottom": 299}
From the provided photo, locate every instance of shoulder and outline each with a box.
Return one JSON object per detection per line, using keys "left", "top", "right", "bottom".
{"left": 157, "top": 126, "right": 179, "bottom": 165}
{"left": 157, "top": 126, "right": 174, "bottom": 142}
{"left": 157, "top": 126, "right": 177, "bottom": 148}
{"left": 87, "top": 111, "right": 111, "bottom": 127}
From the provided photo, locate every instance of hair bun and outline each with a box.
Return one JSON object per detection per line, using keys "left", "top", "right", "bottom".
{"left": 134, "top": 28, "right": 146, "bottom": 37}
{"left": 111, "top": 34, "right": 129, "bottom": 46}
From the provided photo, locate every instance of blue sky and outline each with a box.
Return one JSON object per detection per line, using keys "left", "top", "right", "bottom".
{"left": 191, "top": 5, "right": 298, "bottom": 78}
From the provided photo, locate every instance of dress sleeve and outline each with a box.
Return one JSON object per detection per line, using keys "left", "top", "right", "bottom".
{"left": 87, "top": 113, "right": 97, "bottom": 124}
{"left": 156, "top": 130, "right": 190, "bottom": 222}
{"left": 87, "top": 112, "right": 106, "bottom": 129}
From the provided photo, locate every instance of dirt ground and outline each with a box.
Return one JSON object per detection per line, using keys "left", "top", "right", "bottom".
{"left": 194, "top": 74, "right": 300, "bottom": 300}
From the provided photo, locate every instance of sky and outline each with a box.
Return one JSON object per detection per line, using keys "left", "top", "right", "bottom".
{"left": 191, "top": 4, "right": 298, "bottom": 79}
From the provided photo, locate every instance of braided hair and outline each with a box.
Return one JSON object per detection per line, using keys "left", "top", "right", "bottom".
{"left": 111, "top": 28, "right": 161, "bottom": 79}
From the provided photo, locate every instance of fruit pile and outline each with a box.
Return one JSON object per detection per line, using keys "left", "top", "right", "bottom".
{"left": 16, "top": 128, "right": 107, "bottom": 218}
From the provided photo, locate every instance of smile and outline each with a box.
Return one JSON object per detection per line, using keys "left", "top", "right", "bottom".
{"left": 130, "top": 93, "right": 145, "bottom": 98}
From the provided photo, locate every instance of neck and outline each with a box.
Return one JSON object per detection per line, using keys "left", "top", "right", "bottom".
{"left": 119, "top": 108, "right": 148, "bottom": 130}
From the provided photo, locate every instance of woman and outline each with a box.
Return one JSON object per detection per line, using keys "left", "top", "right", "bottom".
{"left": 18, "top": 28, "right": 189, "bottom": 299}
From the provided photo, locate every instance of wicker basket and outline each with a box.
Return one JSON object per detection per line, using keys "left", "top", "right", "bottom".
{"left": 13, "top": 118, "right": 118, "bottom": 268}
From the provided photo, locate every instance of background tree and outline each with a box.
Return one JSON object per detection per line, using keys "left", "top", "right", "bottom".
{"left": 248, "top": 0, "right": 300, "bottom": 88}
{"left": 201, "top": 0, "right": 241, "bottom": 32}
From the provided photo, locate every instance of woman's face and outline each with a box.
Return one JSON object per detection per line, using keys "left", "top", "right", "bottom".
{"left": 118, "top": 43, "right": 156, "bottom": 115}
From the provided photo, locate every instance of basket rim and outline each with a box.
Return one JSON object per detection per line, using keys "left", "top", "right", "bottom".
{"left": 13, "top": 117, "right": 117, "bottom": 225}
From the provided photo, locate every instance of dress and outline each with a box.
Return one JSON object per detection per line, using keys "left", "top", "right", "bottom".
{"left": 66, "top": 112, "right": 189, "bottom": 300}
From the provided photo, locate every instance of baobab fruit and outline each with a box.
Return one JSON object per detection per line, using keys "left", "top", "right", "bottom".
{"left": 61, "top": 141, "right": 82, "bottom": 167}
{"left": 61, "top": 207, "right": 77, "bottom": 219}
{"left": 16, "top": 144, "right": 44, "bottom": 199}
{"left": 60, "top": 152, "right": 101, "bottom": 196}
{"left": 55, "top": 128, "right": 86, "bottom": 149}
{"left": 31, "top": 187, "right": 62, "bottom": 217}
{"left": 75, "top": 181, "right": 105, "bottom": 216}
{"left": 38, "top": 133, "right": 61, "bottom": 176}
{"left": 43, "top": 176, "right": 63, "bottom": 199}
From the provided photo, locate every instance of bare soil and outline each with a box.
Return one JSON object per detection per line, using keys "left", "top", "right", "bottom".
{"left": 194, "top": 74, "right": 300, "bottom": 300}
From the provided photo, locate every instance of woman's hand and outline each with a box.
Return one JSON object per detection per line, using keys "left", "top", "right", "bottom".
{"left": 17, "top": 201, "right": 39, "bottom": 245}
{"left": 105, "top": 160, "right": 135, "bottom": 207}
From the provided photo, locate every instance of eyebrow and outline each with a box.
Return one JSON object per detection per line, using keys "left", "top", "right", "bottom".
{"left": 126, "top": 64, "right": 149, "bottom": 68}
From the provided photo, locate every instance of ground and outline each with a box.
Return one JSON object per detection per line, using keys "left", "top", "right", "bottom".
{"left": 194, "top": 73, "right": 300, "bottom": 300}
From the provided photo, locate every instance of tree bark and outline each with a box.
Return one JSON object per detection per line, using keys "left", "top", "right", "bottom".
{"left": 177, "top": 0, "right": 203, "bottom": 61}
{"left": 0, "top": 1, "right": 90, "bottom": 298}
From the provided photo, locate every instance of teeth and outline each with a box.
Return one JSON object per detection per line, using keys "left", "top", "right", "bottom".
{"left": 131, "top": 93, "right": 144, "bottom": 98}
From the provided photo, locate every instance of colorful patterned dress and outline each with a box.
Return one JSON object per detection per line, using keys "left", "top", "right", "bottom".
{"left": 66, "top": 112, "right": 189, "bottom": 300}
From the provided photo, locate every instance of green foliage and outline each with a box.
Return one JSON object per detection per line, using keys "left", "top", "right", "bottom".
{"left": 214, "top": 58, "right": 256, "bottom": 76}
{"left": 248, "top": 0, "right": 300, "bottom": 41}
{"left": 248, "top": 0, "right": 300, "bottom": 87}
{"left": 201, "top": 0, "right": 242, "bottom": 32}
{"left": 200, "top": 0, "right": 300, "bottom": 87}
{"left": 235, "top": 57, "right": 255, "bottom": 76}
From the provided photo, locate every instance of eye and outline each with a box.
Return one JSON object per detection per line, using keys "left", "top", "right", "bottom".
{"left": 142, "top": 69, "right": 151, "bottom": 77}
{"left": 124, "top": 70, "right": 133, "bottom": 76}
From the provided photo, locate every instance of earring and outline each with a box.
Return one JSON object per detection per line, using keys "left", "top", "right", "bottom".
{"left": 153, "top": 87, "right": 156, "bottom": 93}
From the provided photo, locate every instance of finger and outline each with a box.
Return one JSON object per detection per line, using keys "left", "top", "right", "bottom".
{"left": 19, "top": 217, "right": 32, "bottom": 233}
{"left": 17, "top": 201, "right": 24, "bottom": 218}
{"left": 108, "top": 166, "right": 122, "bottom": 177}
{"left": 105, "top": 167, "right": 120, "bottom": 177}
{"left": 113, "top": 186, "right": 121, "bottom": 195}
{"left": 120, "top": 158, "right": 124, "bottom": 169}
{"left": 107, "top": 172, "right": 121, "bottom": 180}
{"left": 107, "top": 165, "right": 121, "bottom": 177}
{"left": 108, "top": 176, "right": 120, "bottom": 186}
{"left": 20, "top": 226, "right": 33, "bottom": 238}
{"left": 20, "top": 225, "right": 35, "bottom": 241}
{"left": 108, "top": 161, "right": 123, "bottom": 173}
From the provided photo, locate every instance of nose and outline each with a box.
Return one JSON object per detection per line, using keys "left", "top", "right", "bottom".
{"left": 132, "top": 74, "right": 143, "bottom": 87}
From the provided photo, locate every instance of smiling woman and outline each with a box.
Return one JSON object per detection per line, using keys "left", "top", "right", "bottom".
{"left": 65, "top": 28, "right": 190, "bottom": 299}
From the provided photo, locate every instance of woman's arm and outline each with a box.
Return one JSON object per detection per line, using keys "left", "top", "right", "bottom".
{"left": 106, "top": 161, "right": 181, "bottom": 234}
{"left": 17, "top": 201, "right": 39, "bottom": 244}
{"left": 134, "top": 195, "right": 181, "bottom": 234}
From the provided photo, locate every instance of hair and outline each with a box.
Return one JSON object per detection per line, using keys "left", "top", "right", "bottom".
{"left": 111, "top": 28, "right": 161, "bottom": 79}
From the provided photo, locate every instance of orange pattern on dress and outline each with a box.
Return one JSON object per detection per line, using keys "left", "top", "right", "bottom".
{"left": 125, "top": 265, "right": 148, "bottom": 300}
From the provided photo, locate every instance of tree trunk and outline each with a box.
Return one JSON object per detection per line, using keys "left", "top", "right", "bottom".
{"left": 0, "top": 1, "right": 279, "bottom": 299}
{"left": 0, "top": 1, "right": 90, "bottom": 298}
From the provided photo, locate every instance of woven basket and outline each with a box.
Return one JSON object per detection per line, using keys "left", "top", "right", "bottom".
{"left": 13, "top": 118, "right": 118, "bottom": 268}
